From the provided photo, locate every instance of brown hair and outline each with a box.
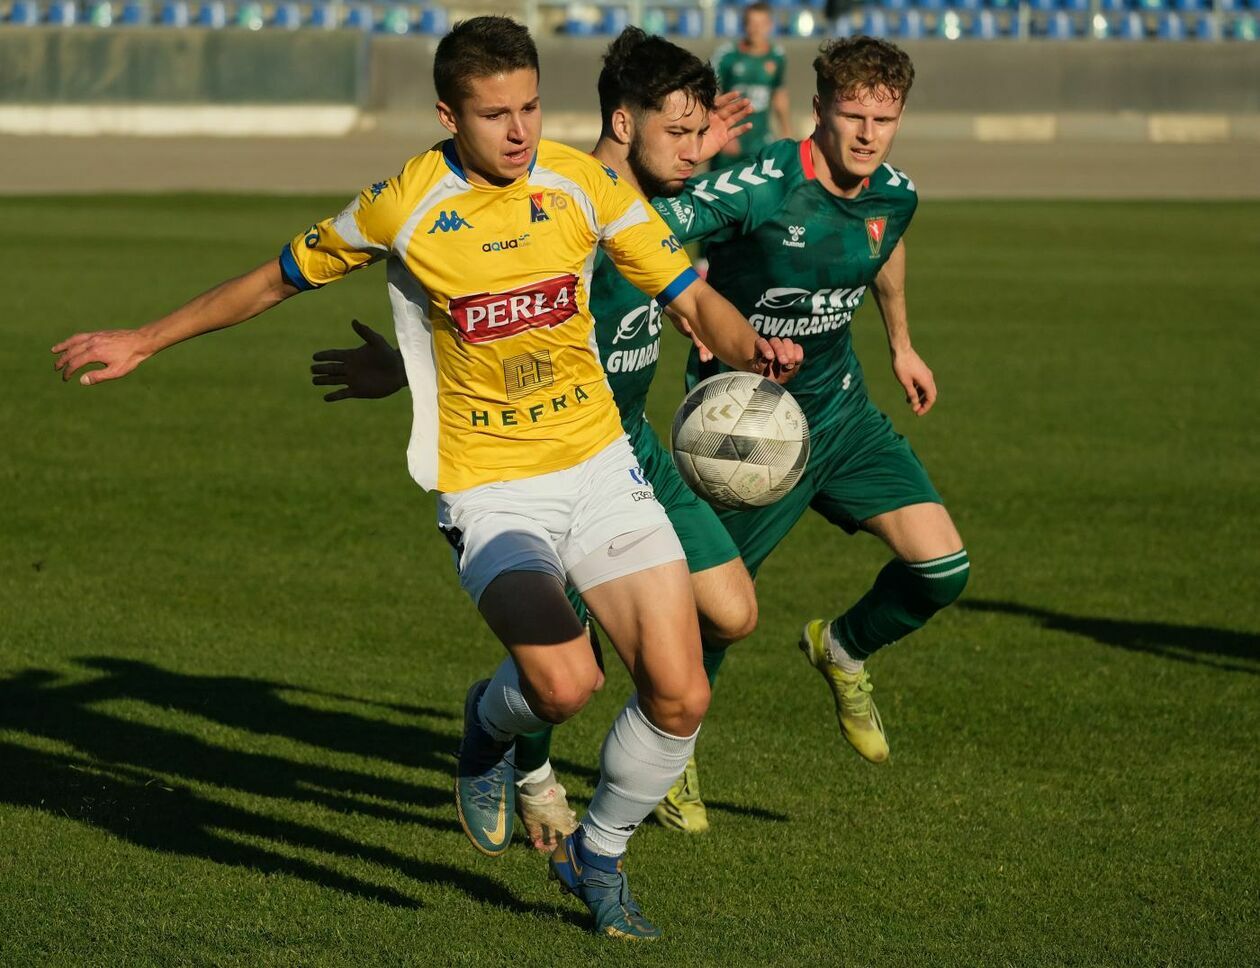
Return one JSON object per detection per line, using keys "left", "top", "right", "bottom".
{"left": 743, "top": 1, "right": 772, "bottom": 23}
{"left": 813, "top": 36, "right": 915, "bottom": 104}
{"left": 433, "top": 16, "right": 539, "bottom": 107}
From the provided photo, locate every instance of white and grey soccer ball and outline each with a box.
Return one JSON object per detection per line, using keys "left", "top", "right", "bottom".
{"left": 671, "top": 373, "right": 810, "bottom": 511}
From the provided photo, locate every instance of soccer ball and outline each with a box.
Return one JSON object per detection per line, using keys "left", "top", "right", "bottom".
{"left": 670, "top": 372, "right": 810, "bottom": 511}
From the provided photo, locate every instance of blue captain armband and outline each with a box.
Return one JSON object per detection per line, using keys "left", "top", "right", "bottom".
{"left": 278, "top": 243, "right": 320, "bottom": 292}
{"left": 656, "top": 267, "right": 699, "bottom": 307}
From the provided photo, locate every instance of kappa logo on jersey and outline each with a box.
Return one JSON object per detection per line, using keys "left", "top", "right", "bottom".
{"left": 602, "top": 165, "right": 619, "bottom": 183}
{"left": 427, "top": 210, "right": 474, "bottom": 234}
{"left": 449, "top": 274, "right": 578, "bottom": 344}
{"left": 783, "top": 225, "right": 806, "bottom": 249}
{"left": 865, "top": 216, "right": 888, "bottom": 258}
{"left": 368, "top": 180, "right": 388, "bottom": 202}
{"left": 529, "top": 192, "right": 550, "bottom": 223}
{"left": 660, "top": 234, "right": 683, "bottom": 254}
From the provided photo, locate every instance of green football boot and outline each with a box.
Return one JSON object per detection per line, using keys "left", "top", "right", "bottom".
{"left": 455, "top": 679, "right": 516, "bottom": 856}
{"left": 549, "top": 829, "right": 662, "bottom": 941}
{"left": 799, "top": 619, "right": 889, "bottom": 764}
{"left": 652, "top": 756, "right": 708, "bottom": 834}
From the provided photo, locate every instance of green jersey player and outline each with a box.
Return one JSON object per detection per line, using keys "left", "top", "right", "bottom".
{"left": 713, "top": 2, "right": 791, "bottom": 167}
{"left": 308, "top": 29, "right": 786, "bottom": 842}
{"left": 657, "top": 37, "right": 969, "bottom": 768}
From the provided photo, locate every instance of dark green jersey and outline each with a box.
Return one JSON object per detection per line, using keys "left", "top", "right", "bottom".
{"left": 589, "top": 248, "right": 668, "bottom": 431}
{"left": 713, "top": 42, "right": 786, "bottom": 162}
{"left": 652, "top": 138, "right": 919, "bottom": 437}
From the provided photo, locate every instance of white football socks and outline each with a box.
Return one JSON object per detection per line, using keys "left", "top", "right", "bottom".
{"left": 476, "top": 657, "right": 548, "bottom": 743}
{"left": 824, "top": 623, "right": 865, "bottom": 674}
{"left": 581, "top": 695, "right": 698, "bottom": 857}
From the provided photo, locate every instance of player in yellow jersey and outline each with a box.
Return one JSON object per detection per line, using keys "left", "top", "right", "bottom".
{"left": 51, "top": 16, "right": 801, "bottom": 941}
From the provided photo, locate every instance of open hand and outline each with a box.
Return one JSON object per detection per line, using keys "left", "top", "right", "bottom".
{"left": 698, "top": 91, "right": 754, "bottom": 165}
{"left": 310, "top": 319, "right": 407, "bottom": 402}
{"left": 52, "top": 329, "right": 155, "bottom": 386}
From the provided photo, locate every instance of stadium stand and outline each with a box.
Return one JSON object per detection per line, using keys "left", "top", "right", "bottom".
{"left": 0, "top": 0, "right": 1256, "bottom": 40}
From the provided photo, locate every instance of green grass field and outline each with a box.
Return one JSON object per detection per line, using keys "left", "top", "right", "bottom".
{"left": 2, "top": 196, "right": 1258, "bottom": 966}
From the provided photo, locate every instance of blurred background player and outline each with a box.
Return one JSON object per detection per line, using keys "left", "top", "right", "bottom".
{"left": 653, "top": 36, "right": 969, "bottom": 772}
{"left": 713, "top": 2, "right": 792, "bottom": 166}
{"left": 50, "top": 15, "right": 801, "bottom": 941}
{"left": 308, "top": 27, "right": 771, "bottom": 842}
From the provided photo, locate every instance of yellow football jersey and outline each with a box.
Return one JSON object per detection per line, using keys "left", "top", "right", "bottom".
{"left": 283, "top": 139, "right": 696, "bottom": 493}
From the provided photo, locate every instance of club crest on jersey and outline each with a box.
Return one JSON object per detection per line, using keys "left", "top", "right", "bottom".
{"left": 428, "top": 210, "right": 474, "bottom": 234}
{"left": 865, "top": 216, "right": 888, "bottom": 258}
{"left": 529, "top": 192, "right": 549, "bottom": 223}
{"left": 449, "top": 274, "right": 578, "bottom": 344}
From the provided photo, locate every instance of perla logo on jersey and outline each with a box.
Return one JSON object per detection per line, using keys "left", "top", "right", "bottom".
{"left": 750, "top": 286, "right": 868, "bottom": 338}
{"left": 605, "top": 303, "right": 663, "bottom": 374}
{"left": 449, "top": 274, "right": 578, "bottom": 344}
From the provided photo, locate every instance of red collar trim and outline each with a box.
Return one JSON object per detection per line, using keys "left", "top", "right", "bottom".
{"left": 799, "top": 139, "right": 815, "bottom": 180}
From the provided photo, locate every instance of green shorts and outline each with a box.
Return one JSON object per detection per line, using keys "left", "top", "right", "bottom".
{"left": 718, "top": 399, "right": 943, "bottom": 577}
{"left": 566, "top": 417, "right": 741, "bottom": 617}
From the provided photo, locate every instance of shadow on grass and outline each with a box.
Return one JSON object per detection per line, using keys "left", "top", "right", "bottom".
{"left": 0, "top": 663, "right": 583, "bottom": 923}
{"left": 960, "top": 599, "right": 1260, "bottom": 675}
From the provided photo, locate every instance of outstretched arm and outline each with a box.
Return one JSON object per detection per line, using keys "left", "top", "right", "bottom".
{"left": 52, "top": 258, "right": 298, "bottom": 386}
{"left": 872, "top": 239, "right": 936, "bottom": 416}
{"left": 667, "top": 278, "right": 801, "bottom": 383}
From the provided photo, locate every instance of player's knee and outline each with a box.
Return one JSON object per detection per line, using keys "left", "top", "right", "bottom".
{"left": 906, "top": 548, "right": 970, "bottom": 615}
{"left": 523, "top": 655, "right": 600, "bottom": 723}
{"left": 640, "top": 676, "right": 710, "bottom": 737}
{"left": 702, "top": 590, "right": 758, "bottom": 645}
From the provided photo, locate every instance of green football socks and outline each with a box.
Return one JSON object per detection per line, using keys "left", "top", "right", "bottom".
{"left": 830, "top": 550, "right": 970, "bottom": 661}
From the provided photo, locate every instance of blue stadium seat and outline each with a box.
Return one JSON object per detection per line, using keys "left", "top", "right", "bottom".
{"left": 953, "top": 0, "right": 982, "bottom": 10}
{"left": 857, "top": 8, "right": 890, "bottom": 35}
{"left": 309, "top": 2, "right": 339, "bottom": 27}
{"left": 159, "top": 0, "right": 188, "bottom": 25}
{"left": 1174, "top": 0, "right": 1203, "bottom": 9}
{"left": 1046, "top": 9, "right": 1076, "bottom": 35}
{"left": 378, "top": 4, "right": 411, "bottom": 33}
{"left": 916, "top": 0, "right": 945, "bottom": 10}
{"left": 9, "top": 0, "right": 41, "bottom": 23}
{"left": 272, "top": 1, "right": 300, "bottom": 28}
{"left": 831, "top": 12, "right": 855, "bottom": 35}
{"left": 195, "top": 0, "right": 224, "bottom": 27}
{"left": 881, "top": 0, "right": 908, "bottom": 10}
{"left": 673, "top": 7, "right": 703, "bottom": 36}
{"left": 418, "top": 4, "right": 446, "bottom": 33}
{"left": 1062, "top": 0, "right": 1090, "bottom": 12}
{"left": 895, "top": 8, "right": 924, "bottom": 36}
{"left": 119, "top": 1, "right": 149, "bottom": 23}
{"left": 600, "top": 6, "right": 628, "bottom": 34}
{"left": 970, "top": 7, "right": 1000, "bottom": 35}
{"left": 1029, "top": 0, "right": 1055, "bottom": 11}
{"left": 1156, "top": 9, "right": 1185, "bottom": 34}
{"left": 1099, "top": 0, "right": 1127, "bottom": 11}
{"left": 715, "top": 7, "right": 740, "bottom": 34}
{"left": 1135, "top": 0, "right": 1165, "bottom": 10}
{"left": 1211, "top": 0, "right": 1236, "bottom": 9}
{"left": 1192, "top": 11, "right": 1220, "bottom": 35}
{"left": 235, "top": 0, "right": 264, "bottom": 29}
{"left": 47, "top": 1, "right": 78, "bottom": 24}
{"left": 1116, "top": 9, "right": 1145, "bottom": 35}
{"left": 344, "top": 3, "right": 372, "bottom": 29}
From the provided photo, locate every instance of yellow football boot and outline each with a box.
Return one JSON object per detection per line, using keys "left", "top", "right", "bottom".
{"left": 652, "top": 756, "right": 709, "bottom": 834}
{"left": 799, "top": 619, "right": 889, "bottom": 764}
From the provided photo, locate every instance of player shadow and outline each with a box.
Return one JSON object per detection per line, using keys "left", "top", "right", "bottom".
{"left": 0, "top": 664, "right": 584, "bottom": 924}
{"left": 959, "top": 599, "right": 1260, "bottom": 675}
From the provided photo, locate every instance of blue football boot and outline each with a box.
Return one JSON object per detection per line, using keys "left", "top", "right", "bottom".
{"left": 455, "top": 679, "right": 515, "bottom": 856}
{"left": 549, "top": 828, "right": 662, "bottom": 940}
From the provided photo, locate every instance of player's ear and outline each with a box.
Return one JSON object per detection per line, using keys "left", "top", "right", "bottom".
{"left": 811, "top": 93, "right": 821, "bottom": 127}
{"left": 610, "top": 106, "right": 634, "bottom": 147}
{"left": 436, "top": 100, "right": 459, "bottom": 135}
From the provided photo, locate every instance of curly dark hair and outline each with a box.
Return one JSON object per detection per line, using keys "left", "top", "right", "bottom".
{"left": 597, "top": 27, "right": 717, "bottom": 132}
{"left": 813, "top": 36, "right": 915, "bottom": 103}
{"left": 434, "top": 16, "right": 539, "bottom": 107}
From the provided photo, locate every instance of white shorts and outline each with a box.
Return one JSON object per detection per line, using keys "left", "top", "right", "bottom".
{"left": 436, "top": 436, "right": 685, "bottom": 605}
